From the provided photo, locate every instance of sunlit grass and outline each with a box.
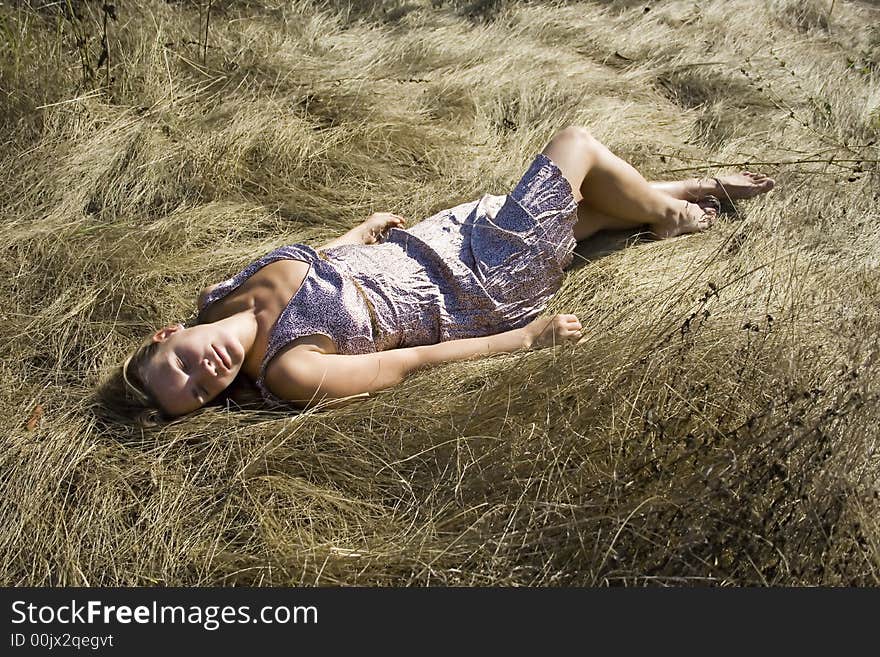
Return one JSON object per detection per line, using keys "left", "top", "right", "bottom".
{"left": 1, "top": 0, "right": 878, "bottom": 585}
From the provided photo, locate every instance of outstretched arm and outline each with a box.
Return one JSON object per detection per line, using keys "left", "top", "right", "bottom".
{"left": 317, "top": 213, "right": 407, "bottom": 251}
{"left": 266, "top": 314, "right": 583, "bottom": 409}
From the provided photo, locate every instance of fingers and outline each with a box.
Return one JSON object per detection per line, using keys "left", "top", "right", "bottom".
{"left": 526, "top": 313, "right": 585, "bottom": 348}
{"left": 367, "top": 217, "right": 406, "bottom": 225}
{"left": 557, "top": 313, "right": 581, "bottom": 327}
{"left": 365, "top": 214, "right": 407, "bottom": 244}
{"left": 554, "top": 313, "right": 583, "bottom": 344}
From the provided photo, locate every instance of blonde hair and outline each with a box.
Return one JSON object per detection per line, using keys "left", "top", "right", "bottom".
{"left": 95, "top": 337, "right": 168, "bottom": 428}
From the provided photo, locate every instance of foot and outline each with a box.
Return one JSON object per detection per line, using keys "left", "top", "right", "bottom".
{"left": 650, "top": 200, "right": 717, "bottom": 239}
{"left": 704, "top": 171, "right": 775, "bottom": 201}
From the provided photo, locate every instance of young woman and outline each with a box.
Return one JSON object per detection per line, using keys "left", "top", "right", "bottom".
{"left": 104, "top": 126, "right": 774, "bottom": 423}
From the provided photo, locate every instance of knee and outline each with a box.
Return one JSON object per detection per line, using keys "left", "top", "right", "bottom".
{"left": 553, "top": 125, "right": 596, "bottom": 151}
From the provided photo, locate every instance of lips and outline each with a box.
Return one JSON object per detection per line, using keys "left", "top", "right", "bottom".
{"left": 211, "top": 345, "right": 230, "bottom": 372}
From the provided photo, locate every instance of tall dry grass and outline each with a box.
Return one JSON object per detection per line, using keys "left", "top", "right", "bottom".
{"left": 1, "top": 0, "right": 878, "bottom": 585}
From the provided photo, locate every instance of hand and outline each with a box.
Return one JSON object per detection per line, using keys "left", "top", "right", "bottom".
{"left": 521, "top": 313, "right": 583, "bottom": 349}
{"left": 361, "top": 212, "right": 406, "bottom": 244}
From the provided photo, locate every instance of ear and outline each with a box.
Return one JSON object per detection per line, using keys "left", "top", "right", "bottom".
{"left": 151, "top": 323, "right": 185, "bottom": 343}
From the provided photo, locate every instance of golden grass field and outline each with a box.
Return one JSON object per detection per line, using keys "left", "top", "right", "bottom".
{"left": 1, "top": 0, "right": 879, "bottom": 585}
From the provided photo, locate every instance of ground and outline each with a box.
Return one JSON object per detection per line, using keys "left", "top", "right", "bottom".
{"left": 1, "top": 0, "right": 879, "bottom": 585}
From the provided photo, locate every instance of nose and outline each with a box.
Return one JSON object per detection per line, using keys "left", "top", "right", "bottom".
{"left": 192, "top": 358, "right": 220, "bottom": 397}
{"left": 200, "top": 357, "right": 217, "bottom": 377}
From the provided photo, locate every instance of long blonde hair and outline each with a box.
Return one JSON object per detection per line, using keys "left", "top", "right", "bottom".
{"left": 95, "top": 337, "right": 167, "bottom": 428}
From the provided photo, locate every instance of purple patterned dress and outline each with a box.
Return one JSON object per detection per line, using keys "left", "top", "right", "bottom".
{"left": 200, "top": 153, "right": 578, "bottom": 407}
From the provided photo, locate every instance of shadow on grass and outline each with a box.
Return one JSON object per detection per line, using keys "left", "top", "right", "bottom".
{"left": 566, "top": 202, "right": 746, "bottom": 271}
{"left": 568, "top": 228, "right": 647, "bottom": 271}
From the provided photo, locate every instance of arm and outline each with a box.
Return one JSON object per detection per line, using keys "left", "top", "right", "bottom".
{"left": 268, "top": 327, "right": 527, "bottom": 409}
{"left": 317, "top": 212, "right": 407, "bottom": 252}
{"left": 266, "top": 314, "right": 583, "bottom": 409}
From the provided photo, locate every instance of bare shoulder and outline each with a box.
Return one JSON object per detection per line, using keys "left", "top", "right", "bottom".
{"left": 264, "top": 334, "right": 337, "bottom": 391}
{"left": 197, "top": 283, "right": 220, "bottom": 311}
{"left": 263, "top": 345, "right": 326, "bottom": 409}
{"left": 264, "top": 345, "right": 376, "bottom": 410}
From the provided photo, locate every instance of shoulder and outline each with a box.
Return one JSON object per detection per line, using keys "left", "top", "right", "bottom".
{"left": 266, "top": 335, "right": 337, "bottom": 380}
{"left": 197, "top": 283, "right": 220, "bottom": 311}
{"left": 263, "top": 346, "right": 326, "bottom": 408}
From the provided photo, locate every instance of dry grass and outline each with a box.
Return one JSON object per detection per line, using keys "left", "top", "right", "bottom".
{"left": 1, "top": 0, "right": 879, "bottom": 585}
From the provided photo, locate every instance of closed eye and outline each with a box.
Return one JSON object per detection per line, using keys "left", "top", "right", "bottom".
{"left": 176, "top": 357, "right": 201, "bottom": 400}
{"left": 194, "top": 383, "right": 208, "bottom": 401}
{"left": 176, "top": 356, "right": 209, "bottom": 403}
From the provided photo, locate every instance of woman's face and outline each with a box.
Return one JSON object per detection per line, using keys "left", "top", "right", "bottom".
{"left": 142, "top": 322, "right": 245, "bottom": 417}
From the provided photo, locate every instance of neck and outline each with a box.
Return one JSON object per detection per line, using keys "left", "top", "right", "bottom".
{"left": 224, "top": 308, "right": 260, "bottom": 359}
{"left": 195, "top": 292, "right": 269, "bottom": 380}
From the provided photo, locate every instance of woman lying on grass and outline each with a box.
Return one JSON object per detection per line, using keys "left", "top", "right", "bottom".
{"left": 103, "top": 126, "right": 774, "bottom": 424}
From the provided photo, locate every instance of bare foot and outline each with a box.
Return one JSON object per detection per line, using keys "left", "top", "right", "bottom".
{"left": 650, "top": 200, "right": 717, "bottom": 239}
{"left": 708, "top": 171, "right": 775, "bottom": 201}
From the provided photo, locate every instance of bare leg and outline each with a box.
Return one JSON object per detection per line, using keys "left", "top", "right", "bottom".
{"left": 651, "top": 172, "right": 775, "bottom": 202}
{"left": 572, "top": 204, "right": 641, "bottom": 241}
{"left": 541, "top": 127, "right": 716, "bottom": 240}
{"left": 571, "top": 171, "right": 777, "bottom": 240}
{"left": 574, "top": 180, "right": 718, "bottom": 240}
{"left": 650, "top": 178, "right": 716, "bottom": 201}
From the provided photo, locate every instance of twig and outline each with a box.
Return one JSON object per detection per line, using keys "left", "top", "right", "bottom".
{"left": 164, "top": 45, "right": 226, "bottom": 77}
{"left": 98, "top": 4, "right": 117, "bottom": 91}
{"left": 64, "top": 0, "right": 92, "bottom": 85}
{"left": 163, "top": 42, "right": 174, "bottom": 107}
{"left": 203, "top": 0, "right": 213, "bottom": 66}
{"left": 659, "top": 158, "right": 878, "bottom": 175}
{"left": 35, "top": 90, "right": 103, "bottom": 110}
{"left": 666, "top": 60, "right": 735, "bottom": 70}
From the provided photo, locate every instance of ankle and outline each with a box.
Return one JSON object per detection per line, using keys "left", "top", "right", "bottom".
{"left": 662, "top": 199, "right": 688, "bottom": 224}
{"left": 677, "top": 178, "right": 707, "bottom": 201}
{"left": 694, "top": 177, "right": 718, "bottom": 198}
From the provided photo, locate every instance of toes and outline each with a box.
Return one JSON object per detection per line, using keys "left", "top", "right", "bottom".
{"left": 698, "top": 195, "right": 721, "bottom": 214}
{"left": 734, "top": 171, "right": 776, "bottom": 196}
{"left": 753, "top": 176, "right": 775, "bottom": 193}
{"left": 748, "top": 172, "right": 773, "bottom": 184}
{"left": 742, "top": 170, "right": 768, "bottom": 182}
{"left": 684, "top": 202, "right": 716, "bottom": 232}
{"left": 700, "top": 205, "right": 717, "bottom": 229}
